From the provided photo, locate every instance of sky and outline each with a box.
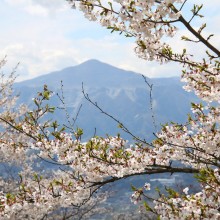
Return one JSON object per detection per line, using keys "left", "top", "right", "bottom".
{"left": 0, "top": 0, "right": 219, "bottom": 81}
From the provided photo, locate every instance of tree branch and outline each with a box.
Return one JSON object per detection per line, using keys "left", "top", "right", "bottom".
{"left": 171, "top": 5, "right": 220, "bottom": 57}
{"left": 90, "top": 166, "right": 199, "bottom": 187}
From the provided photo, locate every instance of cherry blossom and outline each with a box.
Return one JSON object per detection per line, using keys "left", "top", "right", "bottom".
{"left": 0, "top": 0, "right": 220, "bottom": 219}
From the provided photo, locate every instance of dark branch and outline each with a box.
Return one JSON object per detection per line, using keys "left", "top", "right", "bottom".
{"left": 171, "top": 5, "right": 220, "bottom": 57}
{"left": 90, "top": 166, "right": 199, "bottom": 187}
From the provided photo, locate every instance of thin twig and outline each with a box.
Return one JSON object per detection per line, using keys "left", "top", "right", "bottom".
{"left": 82, "top": 83, "right": 150, "bottom": 145}
{"left": 57, "top": 80, "right": 83, "bottom": 133}
{"left": 142, "top": 75, "right": 157, "bottom": 132}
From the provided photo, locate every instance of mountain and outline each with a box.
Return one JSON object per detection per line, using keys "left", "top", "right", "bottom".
{"left": 13, "top": 60, "right": 200, "bottom": 217}
{"left": 15, "top": 59, "right": 198, "bottom": 141}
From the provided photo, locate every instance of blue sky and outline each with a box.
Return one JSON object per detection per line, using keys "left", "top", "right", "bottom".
{"left": 0, "top": 0, "right": 219, "bottom": 81}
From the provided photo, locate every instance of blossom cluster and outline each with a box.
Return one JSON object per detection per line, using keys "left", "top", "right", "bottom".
{"left": 154, "top": 169, "right": 220, "bottom": 219}
{"left": 68, "top": 0, "right": 183, "bottom": 62}
{"left": 182, "top": 63, "right": 220, "bottom": 103}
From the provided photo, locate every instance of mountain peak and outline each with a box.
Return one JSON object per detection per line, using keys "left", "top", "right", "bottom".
{"left": 81, "top": 59, "right": 102, "bottom": 65}
{"left": 78, "top": 59, "right": 115, "bottom": 69}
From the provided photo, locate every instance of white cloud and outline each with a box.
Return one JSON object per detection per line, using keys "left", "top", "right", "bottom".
{"left": 0, "top": 1, "right": 83, "bottom": 80}
{"left": 1, "top": 0, "right": 219, "bottom": 82}
{"left": 0, "top": 38, "right": 80, "bottom": 81}
{"left": 5, "top": 0, "right": 67, "bottom": 16}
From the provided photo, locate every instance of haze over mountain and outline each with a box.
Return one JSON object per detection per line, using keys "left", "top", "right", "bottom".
{"left": 15, "top": 59, "right": 198, "bottom": 140}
